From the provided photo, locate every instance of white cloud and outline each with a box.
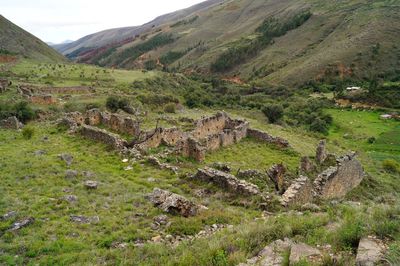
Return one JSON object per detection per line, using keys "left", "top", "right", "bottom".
{"left": 0, "top": 0, "right": 205, "bottom": 43}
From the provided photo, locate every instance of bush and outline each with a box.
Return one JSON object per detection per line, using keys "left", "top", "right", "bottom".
{"left": 310, "top": 118, "right": 329, "bottom": 134}
{"left": 164, "top": 103, "right": 176, "bottom": 113}
{"left": 22, "top": 126, "right": 35, "bottom": 140}
{"left": 382, "top": 159, "right": 400, "bottom": 173}
{"left": 367, "top": 137, "right": 376, "bottom": 144}
{"left": 14, "top": 102, "right": 36, "bottom": 123}
{"left": 262, "top": 104, "right": 284, "bottom": 123}
{"left": 106, "top": 96, "right": 120, "bottom": 112}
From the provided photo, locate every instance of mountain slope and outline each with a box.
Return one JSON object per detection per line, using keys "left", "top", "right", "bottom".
{"left": 0, "top": 15, "right": 65, "bottom": 62}
{"left": 54, "top": 0, "right": 224, "bottom": 56}
{"left": 64, "top": 0, "right": 400, "bottom": 86}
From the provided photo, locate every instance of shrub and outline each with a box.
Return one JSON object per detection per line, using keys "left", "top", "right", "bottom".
{"left": 106, "top": 96, "right": 120, "bottom": 112}
{"left": 367, "top": 137, "right": 376, "bottom": 144}
{"left": 22, "top": 126, "right": 35, "bottom": 140}
{"left": 310, "top": 118, "right": 328, "bottom": 134}
{"left": 14, "top": 102, "right": 36, "bottom": 123}
{"left": 382, "top": 159, "right": 400, "bottom": 173}
{"left": 262, "top": 104, "right": 284, "bottom": 123}
{"left": 164, "top": 103, "right": 176, "bottom": 113}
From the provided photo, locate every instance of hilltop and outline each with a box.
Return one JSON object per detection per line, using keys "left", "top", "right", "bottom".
{"left": 0, "top": 15, "right": 65, "bottom": 63}
{"left": 57, "top": 0, "right": 400, "bottom": 86}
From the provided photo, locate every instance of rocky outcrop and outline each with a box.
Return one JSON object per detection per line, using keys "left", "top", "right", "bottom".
{"left": 147, "top": 156, "right": 178, "bottom": 174}
{"left": 316, "top": 140, "right": 327, "bottom": 164}
{"left": 8, "top": 217, "right": 35, "bottom": 231}
{"left": 79, "top": 125, "right": 128, "bottom": 150}
{"left": 356, "top": 236, "right": 387, "bottom": 266}
{"left": 267, "top": 164, "right": 286, "bottom": 193}
{"left": 0, "top": 78, "right": 11, "bottom": 92}
{"left": 193, "top": 167, "right": 260, "bottom": 196}
{"left": 313, "top": 153, "right": 364, "bottom": 199}
{"left": 247, "top": 128, "right": 290, "bottom": 148}
{"left": 148, "top": 188, "right": 198, "bottom": 217}
{"left": 0, "top": 116, "right": 23, "bottom": 129}
{"left": 280, "top": 176, "right": 313, "bottom": 207}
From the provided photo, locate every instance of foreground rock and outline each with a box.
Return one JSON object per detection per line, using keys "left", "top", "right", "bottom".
{"left": 356, "top": 236, "right": 386, "bottom": 266}
{"left": 148, "top": 188, "right": 198, "bottom": 217}
{"left": 289, "top": 242, "right": 322, "bottom": 264}
{"left": 84, "top": 180, "right": 98, "bottom": 189}
{"left": 8, "top": 217, "right": 35, "bottom": 231}
{"left": 193, "top": 167, "right": 260, "bottom": 196}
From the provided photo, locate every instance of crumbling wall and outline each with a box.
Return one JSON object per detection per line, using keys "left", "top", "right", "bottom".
{"left": 30, "top": 95, "right": 57, "bottom": 105}
{"left": 280, "top": 176, "right": 313, "bottom": 207}
{"left": 18, "top": 85, "right": 94, "bottom": 95}
{"left": 247, "top": 128, "right": 290, "bottom": 148}
{"left": 0, "top": 78, "right": 11, "bottom": 92}
{"left": 313, "top": 153, "right": 364, "bottom": 199}
{"left": 0, "top": 116, "right": 23, "bottom": 129}
{"left": 192, "top": 112, "right": 227, "bottom": 140}
{"left": 176, "top": 137, "right": 206, "bottom": 161}
{"left": 193, "top": 167, "right": 260, "bottom": 195}
{"left": 79, "top": 125, "right": 127, "bottom": 150}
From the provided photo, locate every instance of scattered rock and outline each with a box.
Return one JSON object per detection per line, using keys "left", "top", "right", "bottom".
{"left": 70, "top": 215, "right": 99, "bottom": 224}
{"left": 289, "top": 242, "right": 322, "bottom": 264}
{"left": 193, "top": 188, "right": 211, "bottom": 197}
{"left": 61, "top": 195, "right": 78, "bottom": 203}
{"left": 153, "top": 214, "right": 169, "bottom": 225}
{"left": 356, "top": 236, "right": 386, "bottom": 266}
{"left": 1, "top": 211, "right": 18, "bottom": 221}
{"left": 8, "top": 217, "right": 35, "bottom": 231}
{"left": 147, "top": 156, "right": 178, "bottom": 174}
{"left": 84, "top": 180, "right": 98, "bottom": 189}
{"left": 193, "top": 167, "right": 260, "bottom": 196}
{"left": 122, "top": 158, "right": 129, "bottom": 163}
{"left": 316, "top": 140, "right": 327, "bottom": 164}
{"left": 124, "top": 165, "right": 133, "bottom": 171}
{"left": 33, "top": 150, "right": 46, "bottom": 156}
{"left": 151, "top": 235, "right": 162, "bottom": 243}
{"left": 58, "top": 153, "right": 73, "bottom": 167}
{"left": 82, "top": 171, "right": 96, "bottom": 178}
{"left": 65, "top": 170, "right": 78, "bottom": 179}
{"left": 237, "top": 169, "right": 264, "bottom": 179}
{"left": 148, "top": 188, "right": 198, "bottom": 217}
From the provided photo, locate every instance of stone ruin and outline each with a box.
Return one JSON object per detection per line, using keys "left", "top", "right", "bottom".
{"left": 61, "top": 110, "right": 290, "bottom": 162}
{"left": 193, "top": 167, "right": 260, "bottom": 196}
{"left": 0, "top": 116, "right": 23, "bottom": 130}
{"left": 0, "top": 78, "right": 11, "bottom": 93}
{"left": 313, "top": 152, "right": 364, "bottom": 200}
{"left": 17, "top": 84, "right": 95, "bottom": 105}
{"left": 280, "top": 176, "right": 313, "bottom": 207}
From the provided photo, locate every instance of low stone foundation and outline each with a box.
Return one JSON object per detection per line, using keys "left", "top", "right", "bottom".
{"left": 247, "top": 128, "right": 290, "bottom": 148}
{"left": 30, "top": 95, "right": 57, "bottom": 105}
{"left": 79, "top": 125, "right": 127, "bottom": 150}
{"left": 18, "top": 85, "right": 95, "bottom": 95}
{"left": 193, "top": 167, "right": 260, "bottom": 196}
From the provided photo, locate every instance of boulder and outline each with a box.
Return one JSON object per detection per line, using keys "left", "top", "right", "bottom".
{"left": 356, "top": 237, "right": 386, "bottom": 266}
{"left": 289, "top": 242, "right": 322, "bottom": 264}
{"left": 148, "top": 188, "right": 198, "bottom": 217}
{"left": 193, "top": 167, "right": 260, "bottom": 196}
{"left": 1, "top": 211, "right": 18, "bottom": 221}
{"left": 65, "top": 170, "right": 78, "bottom": 179}
{"left": 61, "top": 195, "right": 78, "bottom": 203}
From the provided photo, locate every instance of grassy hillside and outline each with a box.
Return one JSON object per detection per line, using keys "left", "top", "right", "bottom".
{"left": 0, "top": 15, "right": 65, "bottom": 63}
{"left": 67, "top": 0, "right": 400, "bottom": 86}
{"left": 0, "top": 60, "right": 399, "bottom": 264}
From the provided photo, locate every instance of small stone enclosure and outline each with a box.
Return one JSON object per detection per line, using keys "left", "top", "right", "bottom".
{"left": 62, "top": 110, "right": 289, "bottom": 161}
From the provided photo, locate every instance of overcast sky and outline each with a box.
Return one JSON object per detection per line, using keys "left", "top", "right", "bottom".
{"left": 0, "top": 0, "right": 205, "bottom": 43}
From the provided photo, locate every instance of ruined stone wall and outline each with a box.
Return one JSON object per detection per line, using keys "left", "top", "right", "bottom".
{"left": 79, "top": 125, "right": 127, "bottom": 150}
{"left": 161, "top": 128, "right": 187, "bottom": 146}
{"left": 18, "top": 85, "right": 94, "bottom": 95}
{"left": 30, "top": 95, "right": 57, "bottom": 105}
{"left": 177, "top": 137, "right": 206, "bottom": 162}
{"left": 0, "top": 78, "right": 11, "bottom": 92}
{"left": 313, "top": 153, "right": 364, "bottom": 199}
{"left": 247, "top": 128, "right": 290, "bottom": 148}
{"left": 280, "top": 176, "right": 313, "bottom": 207}
{"left": 191, "top": 112, "right": 227, "bottom": 140}
{"left": 0, "top": 116, "right": 23, "bottom": 129}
